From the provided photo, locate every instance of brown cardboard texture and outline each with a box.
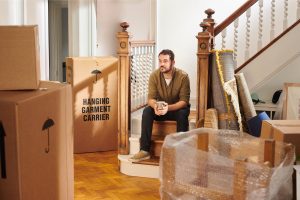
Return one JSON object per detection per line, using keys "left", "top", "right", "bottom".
{"left": 66, "top": 57, "right": 118, "bottom": 153}
{"left": 0, "top": 81, "right": 73, "bottom": 200}
{"left": 0, "top": 25, "right": 40, "bottom": 90}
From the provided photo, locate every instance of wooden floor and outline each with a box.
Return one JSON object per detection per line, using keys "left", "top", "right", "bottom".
{"left": 74, "top": 151, "right": 161, "bottom": 200}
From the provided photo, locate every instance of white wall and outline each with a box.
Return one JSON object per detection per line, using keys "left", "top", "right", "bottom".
{"left": 96, "top": 0, "right": 155, "bottom": 56}
{"left": 157, "top": 0, "right": 246, "bottom": 100}
{"left": 95, "top": 0, "right": 246, "bottom": 100}
{"left": 0, "top": 0, "right": 49, "bottom": 80}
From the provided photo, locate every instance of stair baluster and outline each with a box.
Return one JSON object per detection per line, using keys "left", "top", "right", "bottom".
{"left": 221, "top": 28, "right": 227, "bottom": 49}
{"left": 245, "top": 8, "right": 251, "bottom": 60}
{"left": 258, "top": 0, "right": 264, "bottom": 50}
{"left": 233, "top": 18, "right": 239, "bottom": 68}
{"left": 283, "top": 0, "right": 289, "bottom": 30}
{"left": 130, "top": 40, "right": 155, "bottom": 112}
{"left": 297, "top": 0, "right": 300, "bottom": 19}
{"left": 270, "top": 0, "right": 276, "bottom": 40}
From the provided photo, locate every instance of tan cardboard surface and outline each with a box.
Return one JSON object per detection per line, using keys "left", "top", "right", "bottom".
{"left": 0, "top": 81, "right": 73, "bottom": 200}
{"left": 0, "top": 25, "right": 40, "bottom": 90}
{"left": 66, "top": 57, "right": 118, "bottom": 153}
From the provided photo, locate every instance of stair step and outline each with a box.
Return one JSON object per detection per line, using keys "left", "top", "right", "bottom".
{"left": 118, "top": 108, "right": 197, "bottom": 178}
{"left": 118, "top": 154, "right": 159, "bottom": 178}
{"left": 152, "top": 120, "right": 177, "bottom": 136}
{"left": 132, "top": 156, "right": 160, "bottom": 166}
{"left": 151, "top": 135, "right": 165, "bottom": 157}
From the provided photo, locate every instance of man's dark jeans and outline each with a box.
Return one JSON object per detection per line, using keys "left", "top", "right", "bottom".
{"left": 140, "top": 106, "right": 190, "bottom": 152}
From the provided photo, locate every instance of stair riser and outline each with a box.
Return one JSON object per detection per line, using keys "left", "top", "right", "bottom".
{"left": 151, "top": 141, "right": 163, "bottom": 157}
{"left": 129, "top": 137, "right": 140, "bottom": 155}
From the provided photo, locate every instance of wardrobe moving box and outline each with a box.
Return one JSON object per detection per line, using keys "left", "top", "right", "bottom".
{"left": 0, "top": 25, "right": 40, "bottom": 90}
{"left": 66, "top": 57, "right": 118, "bottom": 153}
{"left": 0, "top": 81, "right": 73, "bottom": 200}
{"left": 261, "top": 120, "right": 300, "bottom": 156}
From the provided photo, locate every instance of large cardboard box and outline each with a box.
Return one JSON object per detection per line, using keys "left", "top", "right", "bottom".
{"left": 0, "top": 25, "right": 40, "bottom": 90}
{"left": 66, "top": 57, "right": 118, "bottom": 153}
{"left": 261, "top": 120, "right": 300, "bottom": 156}
{"left": 0, "top": 81, "right": 73, "bottom": 200}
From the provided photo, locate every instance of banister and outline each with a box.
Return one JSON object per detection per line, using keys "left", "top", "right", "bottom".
{"left": 214, "top": 0, "right": 258, "bottom": 36}
{"left": 235, "top": 18, "right": 300, "bottom": 73}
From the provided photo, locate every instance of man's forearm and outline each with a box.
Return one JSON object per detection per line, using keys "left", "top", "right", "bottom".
{"left": 148, "top": 99, "right": 157, "bottom": 109}
{"left": 168, "top": 101, "right": 187, "bottom": 111}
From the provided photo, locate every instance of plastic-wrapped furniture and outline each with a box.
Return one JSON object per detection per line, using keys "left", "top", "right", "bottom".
{"left": 160, "top": 128, "right": 295, "bottom": 200}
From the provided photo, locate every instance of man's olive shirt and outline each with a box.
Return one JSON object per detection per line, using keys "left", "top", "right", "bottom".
{"left": 147, "top": 67, "right": 190, "bottom": 105}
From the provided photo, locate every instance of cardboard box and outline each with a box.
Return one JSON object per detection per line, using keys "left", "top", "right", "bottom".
{"left": 66, "top": 57, "right": 118, "bottom": 153}
{"left": 261, "top": 120, "right": 300, "bottom": 155}
{"left": 0, "top": 25, "right": 40, "bottom": 90}
{"left": 0, "top": 81, "right": 73, "bottom": 200}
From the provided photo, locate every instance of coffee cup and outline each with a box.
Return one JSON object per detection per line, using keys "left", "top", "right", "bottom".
{"left": 156, "top": 101, "right": 166, "bottom": 110}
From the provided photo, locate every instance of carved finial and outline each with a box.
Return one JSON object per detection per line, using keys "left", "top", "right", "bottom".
{"left": 205, "top": 8, "right": 215, "bottom": 19}
{"left": 120, "top": 22, "right": 129, "bottom": 32}
{"left": 200, "top": 22, "right": 210, "bottom": 32}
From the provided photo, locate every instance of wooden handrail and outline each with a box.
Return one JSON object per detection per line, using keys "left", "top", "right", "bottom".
{"left": 235, "top": 18, "right": 300, "bottom": 73}
{"left": 214, "top": 0, "right": 258, "bottom": 36}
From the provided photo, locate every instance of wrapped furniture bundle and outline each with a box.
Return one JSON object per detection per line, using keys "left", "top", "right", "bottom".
{"left": 160, "top": 128, "right": 295, "bottom": 200}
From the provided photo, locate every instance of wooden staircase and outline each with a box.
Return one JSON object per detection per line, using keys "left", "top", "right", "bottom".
{"left": 117, "top": 120, "right": 178, "bottom": 178}
{"left": 134, "top": 120, "right": 177, "bottom": 166}
{"left": 117, "top": 0, "right": 300, "bottom": 179}
{"left": 118, "top": 110, "right": 197, "bottom": 178}
{"left": 135, "top": 109, "right": 197, "bottom": 166}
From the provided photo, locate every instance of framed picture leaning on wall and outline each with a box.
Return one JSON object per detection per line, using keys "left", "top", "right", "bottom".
{"left": 282, "top": 83, "right": 300, "bottom": 120}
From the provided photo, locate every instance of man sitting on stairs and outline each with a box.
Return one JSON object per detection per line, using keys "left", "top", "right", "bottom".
{"left": 129, "top": 49, "right": 191, "bottom": 162}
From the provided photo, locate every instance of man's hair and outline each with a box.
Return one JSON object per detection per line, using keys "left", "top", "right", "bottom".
{"left": 159, "top": 49, "right": 175, "bottom": 61}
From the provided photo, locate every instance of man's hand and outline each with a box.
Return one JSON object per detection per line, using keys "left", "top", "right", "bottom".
{"left": 154, "top": 103, "right": 161, "bottom": 115}
{"left": 154, "top": 102, "right": 168, "bottom": 116}
{"left": 160, "top": 103, "right": 168, "bottom": 115}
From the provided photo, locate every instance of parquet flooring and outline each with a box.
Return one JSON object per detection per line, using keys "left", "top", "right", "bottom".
{"left": 74, "top": 151, "right": 161, "bottom": 200}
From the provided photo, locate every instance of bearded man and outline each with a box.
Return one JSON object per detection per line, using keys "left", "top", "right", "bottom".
{"left": 129, "top": 49, "right": 191, "bottom": 162}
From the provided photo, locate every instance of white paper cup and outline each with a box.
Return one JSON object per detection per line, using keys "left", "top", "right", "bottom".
{"left": 156, "top": 101, "right": 166, "bottom": 110}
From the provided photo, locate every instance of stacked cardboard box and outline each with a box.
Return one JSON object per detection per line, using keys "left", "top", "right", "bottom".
{"left": 261, "top": 120, "right": 300, "bottom": 156}
{"left": 0, "top": 26, "right": 73, "bottom": 200}
{"left": 66, "top": 57, "right": 118, "bottom": 153}
{"left": 0, "top": 81, "right": 73, "bottom": 200}
{"left": 0, "top": 26, "right": 40, "bottom": 90}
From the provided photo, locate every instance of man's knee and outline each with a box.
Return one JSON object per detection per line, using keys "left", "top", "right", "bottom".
{"left": 142, "top": 106, "right": 154, "bottom": 118}
{"left": 177, "top": 108, "right": 190, "bottom": 120}
{"left": 176, "top": 108, "right": 189, "bottom": 132}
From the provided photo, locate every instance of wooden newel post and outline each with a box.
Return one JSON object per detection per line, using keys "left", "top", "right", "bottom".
{"left": 196, "top": 22, "right": 212, "bottom": 128}
{"left": 203, "top": 9, "right": 215, "bottom": 50}
{"left": 116, "top": 22, "right": 131, "bottom": 155}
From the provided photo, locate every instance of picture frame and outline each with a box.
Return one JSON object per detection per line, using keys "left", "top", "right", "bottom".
{"left": 282, "top": 83, "right": 300, "bottom": 120}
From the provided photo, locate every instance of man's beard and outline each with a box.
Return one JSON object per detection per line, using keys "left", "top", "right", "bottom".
{"left": 160, "top": 64, "right": 173, "bottom": 73}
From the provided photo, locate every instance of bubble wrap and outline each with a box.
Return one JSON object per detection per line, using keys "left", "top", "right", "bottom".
{"left": 159, "top": 128, "right": 295, "bottom": 200}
